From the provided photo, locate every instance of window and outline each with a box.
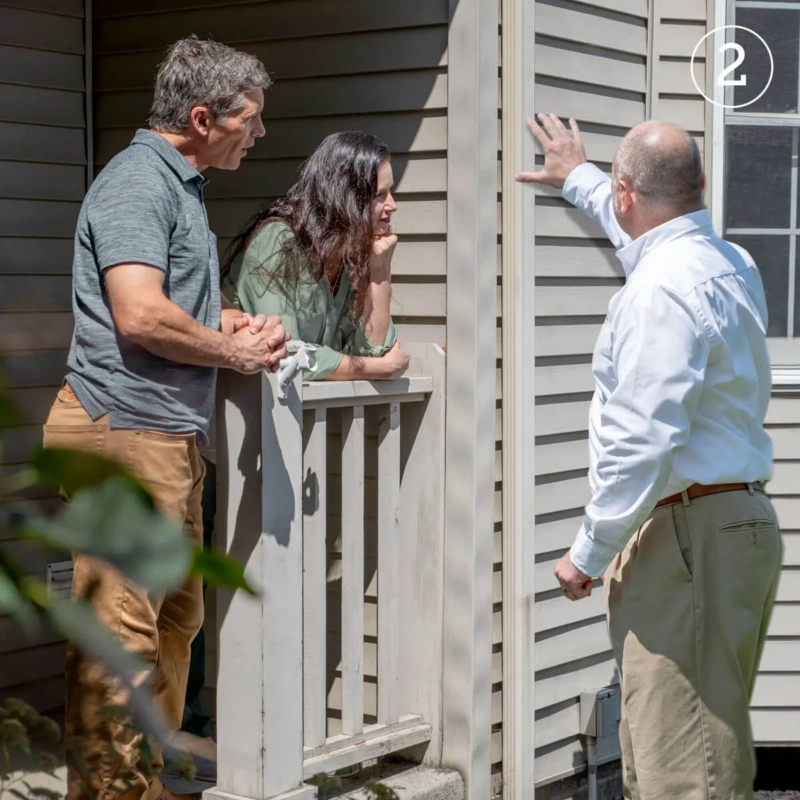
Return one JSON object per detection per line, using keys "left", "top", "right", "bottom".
{"left": 722, "top": 1, "right": 800, "bottom": 345}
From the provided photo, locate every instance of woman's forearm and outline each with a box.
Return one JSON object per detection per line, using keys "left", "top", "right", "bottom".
{"left": 325, "top": 353, "right": 388, "bottom": 381}
{"left": 361, "top": 268, "right": 392, "bottom": 346}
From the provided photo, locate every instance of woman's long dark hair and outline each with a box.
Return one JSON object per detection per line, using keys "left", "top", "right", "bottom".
{"left": 223, "top": 131, "right": 391, "bottom": 319}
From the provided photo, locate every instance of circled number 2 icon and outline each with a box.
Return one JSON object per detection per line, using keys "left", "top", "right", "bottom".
{"left": 690, "top": 25, "right": 773, "bottom": 109}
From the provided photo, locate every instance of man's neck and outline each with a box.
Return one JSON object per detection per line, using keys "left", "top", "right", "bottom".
{"left": 152, "top": 129, "right": 207, "bottom": 172}
{"left": 631, "top": 203, "right": 705, "bottom": 240}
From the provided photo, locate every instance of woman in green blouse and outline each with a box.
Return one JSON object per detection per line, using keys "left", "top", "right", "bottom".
{"left": 222, "top": 131, "right": 411, "bottom": 381}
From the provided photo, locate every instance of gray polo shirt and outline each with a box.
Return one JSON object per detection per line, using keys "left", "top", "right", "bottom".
{"left": 66, "top": 129, "right": 221, "bottom": 443}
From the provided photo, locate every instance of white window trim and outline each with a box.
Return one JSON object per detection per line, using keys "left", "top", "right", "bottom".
{"left": 711, "top": 0, "right": 800, "bottom": 384}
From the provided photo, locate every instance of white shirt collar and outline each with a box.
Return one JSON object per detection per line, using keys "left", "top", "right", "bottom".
{"left": 617, "top": 209, "right": 714, "bottom": 278}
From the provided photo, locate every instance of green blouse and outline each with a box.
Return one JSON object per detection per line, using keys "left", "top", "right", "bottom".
{"left": 222, "top": 221, "right": 397, "bottom": 380}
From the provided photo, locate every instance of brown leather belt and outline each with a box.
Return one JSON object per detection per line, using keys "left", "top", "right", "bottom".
{"left": 655, "top": 482, "right": 754, "bottom": 509}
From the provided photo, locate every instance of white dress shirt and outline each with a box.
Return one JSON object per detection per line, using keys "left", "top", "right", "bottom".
{"left": 562, "top": 163, "right": 774, "bottom": 578}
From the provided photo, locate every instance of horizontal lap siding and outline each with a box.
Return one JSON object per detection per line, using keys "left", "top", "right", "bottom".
{"left": 0, "top": 0, "right": 86, "bottom": 710}
{"left": 757, "top": 393, "right": 800, "bottom": 742}
{"left": 93, "top": 0, "right": 453, "bottom": 725}
{"left": 650, "top": 0, "right": 707, "bottom": 169}
{"left": 532, "top": 0, "right": 647, "bottom": 787}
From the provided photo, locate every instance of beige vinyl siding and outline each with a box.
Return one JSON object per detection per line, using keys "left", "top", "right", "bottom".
{"left": 649, "top": 0, "right": 709, "bottom": 181}
{"left": 531, "top": 0, "right": 648, "bottom": 787}
{"left": 752, "top": 393, "right": 800, "bottom": 742}
{"left": 0, "top": 0, "right": 86, "bottom": 710}
{"left": 93, "top": 0, "right": 453, "bottom": 731}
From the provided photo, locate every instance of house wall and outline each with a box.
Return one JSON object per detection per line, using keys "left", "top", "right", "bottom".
{"left": 529, "top": 0, "right": 648, "bottom": 787}
{"left": 0, "top": 0, "right": 87, "bottom": 712}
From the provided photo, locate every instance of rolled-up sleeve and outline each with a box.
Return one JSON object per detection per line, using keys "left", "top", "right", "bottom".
{"left": 347, "top": 319, "right": 397, "bottom": 357}
{"left": 569, "top": 284, "right": 708, "bottom": 577}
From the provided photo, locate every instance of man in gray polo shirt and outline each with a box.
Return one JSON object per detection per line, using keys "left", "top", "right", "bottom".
{"left": 42, "top": 37, "right": 286, "bottom": 800}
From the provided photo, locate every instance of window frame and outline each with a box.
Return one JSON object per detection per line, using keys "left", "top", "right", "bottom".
{"left": 713, "top": 0, "right": 800, "bottom": 373}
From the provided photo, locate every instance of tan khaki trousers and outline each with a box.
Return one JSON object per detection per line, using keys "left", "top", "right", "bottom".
{"left": 606, "top": 487, "right": 783, "bottom": 800}
{"left": 43, "top": 386, "right": 205, "bottom": 800}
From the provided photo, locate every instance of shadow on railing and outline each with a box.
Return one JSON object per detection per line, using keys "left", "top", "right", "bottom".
{"left": 210, "top": 343, "right": 446, "bottom": 800}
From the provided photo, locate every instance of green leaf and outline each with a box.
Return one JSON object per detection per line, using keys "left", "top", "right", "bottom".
{"left": 0, "top": 553, "right": 37, "bottom": 630}
{"left": 191, "top": 546, "right": 256, "bottom": 595}
{"left": 0, "top": 392, "right": 18, "bottom": 430}
{"left": 23, "top": 476, "right": 192, "bottom": 593}
{"left": 48, "top": 599, "right": 144, "bottom": 681}
{"left": 31, "top": 448, "right": 152, "bottom": 505}
{"left": 46, "top": 599, "right": 171, "bottom": 746}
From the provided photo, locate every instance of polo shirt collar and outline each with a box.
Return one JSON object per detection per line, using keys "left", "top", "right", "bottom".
{"left": 131, "top": 129, "right": 207, "bottom": 186}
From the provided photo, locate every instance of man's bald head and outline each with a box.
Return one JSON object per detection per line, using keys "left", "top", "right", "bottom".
{"left": 613, "top": 121, "right": 704, "bottom": 214}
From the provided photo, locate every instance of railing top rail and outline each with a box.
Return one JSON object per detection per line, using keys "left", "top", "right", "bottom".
{"left": 301, "top": 375, "right": 434, "bottom": 409}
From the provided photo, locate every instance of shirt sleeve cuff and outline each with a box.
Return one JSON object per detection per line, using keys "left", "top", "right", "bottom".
{"left": 569, "top": 523, "right": 619, "bottom": 579}
{"left": 562, "top": 162, "right": 610, "bottom": 208}
{"left": 351, "top": 319, "right": 397, "bottom": 357}
{"left": 304, "top": 346, "right": 344, "bottom": 381}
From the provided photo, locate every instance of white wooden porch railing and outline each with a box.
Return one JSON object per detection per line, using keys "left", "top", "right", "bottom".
{"left": 209, "top": 343, "right": 446, "bottom": 800}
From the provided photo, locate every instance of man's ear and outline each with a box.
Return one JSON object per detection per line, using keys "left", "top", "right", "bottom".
{"left": 700, "top": 172, "right": 707, "bottom": 193}
{"left": 618, "top": 177, "right": 633, "bottom": 214}
{"left": 188, "top": 106, "right": 212, "bottom": 138}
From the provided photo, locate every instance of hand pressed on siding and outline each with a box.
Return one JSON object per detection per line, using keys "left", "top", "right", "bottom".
{"left": 516, "top": 113, "right": 587, "bottom": 189}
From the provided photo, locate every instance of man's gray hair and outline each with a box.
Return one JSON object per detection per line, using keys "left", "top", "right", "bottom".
{"left": 614, "top": 123, "right": 703, "bottom": 211}
{"left": 148, "top": 35, "right": 271, "bottom": 133}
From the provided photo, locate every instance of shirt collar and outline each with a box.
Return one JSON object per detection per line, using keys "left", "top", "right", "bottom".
{"left": 131, "top": 129, "right": 208, "bottom": 186}
{"left": 617, "top": 209, "right": 713, "bottom": 278}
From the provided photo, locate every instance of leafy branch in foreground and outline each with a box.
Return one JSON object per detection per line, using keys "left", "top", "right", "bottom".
{"left": 0, "top": 363, "right": 254, "bottom": 796}
{"left": 0, "top": 699, "right": 61, "bottom": 800}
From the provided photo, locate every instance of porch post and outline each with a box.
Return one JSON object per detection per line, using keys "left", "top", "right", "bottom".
{"left": 210, "top": 370, "right": 314, "bottom": 800}
{"left": 443, "top": 0, "right": 499, "bottom": 797}
{"left": 501, "top": 0, "right": 538, "bottom": 797}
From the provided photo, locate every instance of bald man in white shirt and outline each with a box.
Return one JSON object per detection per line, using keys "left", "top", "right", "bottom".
{"left": 518, "top": 115, "right": 783, "bottom": 800}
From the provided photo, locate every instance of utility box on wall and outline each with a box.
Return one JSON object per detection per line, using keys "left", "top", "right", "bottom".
{"left": 581, "top": 686, "right": 623, "bottom": 771}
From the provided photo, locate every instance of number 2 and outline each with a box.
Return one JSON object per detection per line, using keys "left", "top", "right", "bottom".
{"left": 719, "top": 42, "right": 747, "bottom": 86}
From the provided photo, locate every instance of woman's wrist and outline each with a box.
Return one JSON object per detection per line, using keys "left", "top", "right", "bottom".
{"left": 369, "top": 262, "right": 391, "bottom": 283}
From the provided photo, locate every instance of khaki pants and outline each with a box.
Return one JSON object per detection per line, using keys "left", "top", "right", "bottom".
{"left": 606, "top": 487, "right": 783, "bottom": 800}
{"left": 43, "top": 385, "right": 205, "bottom": 800}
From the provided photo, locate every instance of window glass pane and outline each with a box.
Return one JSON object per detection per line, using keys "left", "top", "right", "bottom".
{"left": 734, "top": 9, "right": 800, "bottom": 113}
{"left": 725, "top": 126, "right": 793, "bottom": 229}
{"left": 727, "top": 235, "right": 790, "bottom": 338}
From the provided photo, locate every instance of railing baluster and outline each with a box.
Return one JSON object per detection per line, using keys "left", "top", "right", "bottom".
{"left": 341, "top": 404, "right": 365, "bottom": 735}
{"left": 378, "top": 402, "right": 401, "bottom": 724}
{"left": 303, "top": 407, "right": 328, "bottom": 748}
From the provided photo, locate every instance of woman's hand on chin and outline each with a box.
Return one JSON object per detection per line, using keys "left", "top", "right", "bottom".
{"left": 370, "top": 229, "right": 397, "bottom": 280}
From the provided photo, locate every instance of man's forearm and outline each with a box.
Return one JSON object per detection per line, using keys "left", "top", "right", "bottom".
{"left": 361, "top": 271, "right": 392, "bottom": 345}
{"left": 562, "top": 162, "right": 631, "bottom": 250}
{"left": 120, "top": 296, "right": 239, "bottom": 369}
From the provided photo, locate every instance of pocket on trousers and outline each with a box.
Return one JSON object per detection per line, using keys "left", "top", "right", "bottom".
{"left": 719, "top": 518, "right": 777, "bottom": 549}
{"left": 670, "top": 504, "right": 694, "bottom": 579}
